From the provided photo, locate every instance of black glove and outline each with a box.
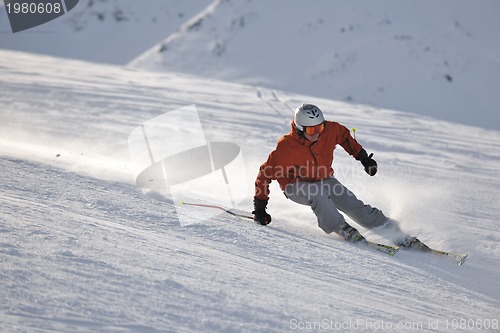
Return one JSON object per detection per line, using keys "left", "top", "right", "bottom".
{"left": 252, "top": 199, "right": 271, "bottom": 225}
{"left": 357, "top": 149, "right": 378, "bottom": 176}
{"left": 361, "top": 153, "right": 378, "bottom": 176}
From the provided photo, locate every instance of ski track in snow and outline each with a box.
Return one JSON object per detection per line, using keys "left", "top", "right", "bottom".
{"left": 1, "top": 50, "right": 500, "bottom": 332}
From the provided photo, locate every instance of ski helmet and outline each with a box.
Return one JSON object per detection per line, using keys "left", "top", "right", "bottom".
{"left": 294, "top": 104, "right": 325, "bottom": 131}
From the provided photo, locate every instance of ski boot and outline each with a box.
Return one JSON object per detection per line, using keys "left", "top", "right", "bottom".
{"left": 396, "top": 236, "right": 431, "bottom": 252}
{"left": 339, "top": 224, "right": 366, "bottom": 243}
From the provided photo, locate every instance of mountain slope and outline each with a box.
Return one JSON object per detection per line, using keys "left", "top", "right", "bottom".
{"left": 1, "top": 50, "right": 499, "bottom": 332}
{"left": 2, "top": 0, "right": 499, "bottom": 130}
{"left": 129, "top": 0, "right": 500, "bottom": 131}
{"left": 0, "top": 0, "right": 212, "bottom": 64}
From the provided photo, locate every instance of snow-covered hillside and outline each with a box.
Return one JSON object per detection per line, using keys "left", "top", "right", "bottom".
{"left": 0, "top": 0, "right": 212, "bottom": 64}
{"left": 129, "top": 0, "right": 500, "bottom": 131}
{"left": 2, "top": 0, "right": 499, "bottom": 131}
{"left": 1, "top": 49, "right": 499, "bottom": 332}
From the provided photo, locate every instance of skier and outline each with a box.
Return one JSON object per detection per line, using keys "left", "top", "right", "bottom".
{"left": 252, "top": 103, "right": 423, "bottom": 248}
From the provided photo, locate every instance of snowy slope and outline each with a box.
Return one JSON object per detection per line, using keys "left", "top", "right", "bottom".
{"left": 1, "top": 50, "right": 500, "bottom": 332}
{"left": 129, "top": 0, "right": 500, "bottom": 131}
{"left": 2, "top": 0, "right": 499, "bottom": 130}
{"left": 0, "top": 0, "right": 212, "bottom": 64}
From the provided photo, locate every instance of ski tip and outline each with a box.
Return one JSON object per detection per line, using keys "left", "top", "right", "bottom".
{"left": 456, "top": 254, "right": 468, "bottom": 266}
{"left": 180, "top": 201, "right": 185, "bottom": 205}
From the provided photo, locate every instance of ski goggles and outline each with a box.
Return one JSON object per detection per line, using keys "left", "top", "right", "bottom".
{"left": 304, "top": 122, "right": 325, "bottom": 135}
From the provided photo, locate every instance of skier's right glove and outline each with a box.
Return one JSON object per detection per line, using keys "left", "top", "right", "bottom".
{"left": 252, "top": 199, "right": 271, "bottom": 225}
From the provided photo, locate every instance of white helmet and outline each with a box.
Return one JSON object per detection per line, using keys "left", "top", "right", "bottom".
{"left": 294, "top": 104, "right": 325, "bottom": 131}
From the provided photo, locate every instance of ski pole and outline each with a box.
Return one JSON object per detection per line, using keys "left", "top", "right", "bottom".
{"left": 179, "top": 201, "right": 253, "bottom": 220}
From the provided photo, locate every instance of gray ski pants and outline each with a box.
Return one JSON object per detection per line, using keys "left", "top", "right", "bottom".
{"left": 284, "top": 177, "right": 388, "bottom": 234}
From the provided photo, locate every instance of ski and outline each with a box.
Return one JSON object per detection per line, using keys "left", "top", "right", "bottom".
{"left": 365, "top": 241, "right": 399, "bottom": 256}
{"left": 425, "top": 248, "right": 468, "bottom": 266}
{"left": 431, "top": 249, "right": 469, "bottom": 266}
{"left": 400, "top": 243, "right": 468, "bottom": 265}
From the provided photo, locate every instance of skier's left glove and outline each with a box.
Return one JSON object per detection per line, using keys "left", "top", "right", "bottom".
{"left": 252, "top": 199, "right": 271, "bottom": 225}
{"left": 357, "top": 149, "right": 378, "bottom": 176}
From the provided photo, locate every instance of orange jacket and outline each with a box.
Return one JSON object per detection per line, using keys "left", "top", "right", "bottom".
{"left": 254, "top": 120, "right": 364, "bottom": 201}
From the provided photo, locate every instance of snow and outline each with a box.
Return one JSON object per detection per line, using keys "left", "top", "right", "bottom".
{"left": 1, "top": 49, "right": 500, "bottom": 332}
{"left": 128, "top": 0, "right": 500, "bottom": 131}
{"left": 2, "top": 1, "right": 500, "bottom": 131}
{"left": 0, "top": 0, "right": 213, "bottom": 64}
